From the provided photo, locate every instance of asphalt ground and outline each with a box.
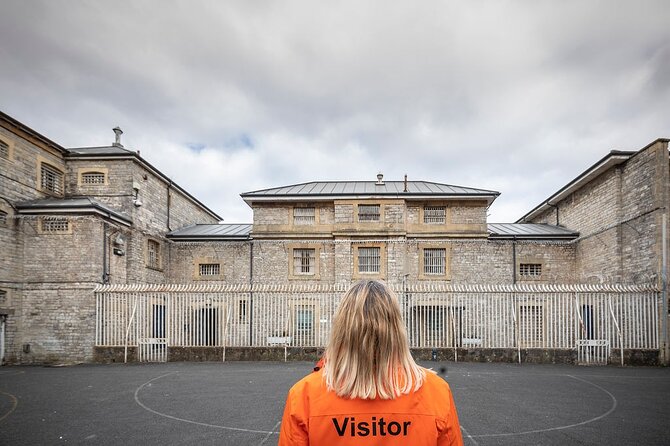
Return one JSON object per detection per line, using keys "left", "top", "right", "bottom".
{"left": 1, "top": 361, "right": 669, "bottom": 445}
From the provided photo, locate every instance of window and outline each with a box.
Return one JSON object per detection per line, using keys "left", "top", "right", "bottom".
{"left": 294, "top": 207, "right": 315, "bottom": 225}
{"left": 0, "top": 210, "right": 7, "bottom": 225}
{"left": 294, "top": 304, "right": 315, "bottom": 345}
{"left": 40, "top": 163, "right": 64, "bottom": 195}
{"left": 0, "top": 139, "right": 8, "bottom": 159}
{"left": 153, "top": 303, "right": 166, "bottom": 338}
{"left": 581, "top": 305, "right": 595, "bottom": 340}
{"left": 358, "top": 204, "right": 380, "bottom": 222}
{"left": 519, "top": 305, "right": 544, "bottom": 348}
{"left": 41, "top": 217, "right": 69, "bottom": 233}
{"left": 424, "top": 248, "right": 446, "bottom": 275}
{"left": 519, "top": 263, "right": 542, "bottom": 277}
{"left": 0, "top": 289, "right": 6, "bottom": 303}
{"left": 424, "top": 206, "right": 446, "bottom": 224}
{"left": 358, "top": 247, "right": 381, "bottom": 273}
{"left": 147, "top": 240, "right": 161, "bottom": 269}
{"left": 411, "top": 305, "right": 460, "bottom": 348}
{"left": 81, "top": 171, "right": 106, "bottom": 184}
{"left": 293, "top": 248, "right": 316, "bottom": 275}
{"left": 199, "top": 263, "right": 221, "bottom": 276}
{"left": 239, "top": 300, "right": 247, "bottom": 323}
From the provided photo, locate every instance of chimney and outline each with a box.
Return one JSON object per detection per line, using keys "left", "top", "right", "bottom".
{"left": 404, "top": 174, "right": 408, "bottom": 192}
{"left": 112, "top": 127, "right": 123, "bottom": 147}
{"left": 376, "top": 172, "right": 384, "bottom": 185}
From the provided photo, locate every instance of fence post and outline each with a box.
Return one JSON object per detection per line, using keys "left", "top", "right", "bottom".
{"left": 124, "top": 295, "right": 138, "bottom": 364}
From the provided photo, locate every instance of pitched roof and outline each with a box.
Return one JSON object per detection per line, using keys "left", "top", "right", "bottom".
{"left": 15, "top": 197, "right": 132, "bottom": 226}
{"left": 66, "top": 145, "right": 137, "bottom": 156}
{"left": 488, "top": 223, "right": 579, "bottom": 240}
{"left": 167, "top": 223, "right": 252, "bottom": 241}
{"left": 241, "top": 181, "right": 499, "bottom": 205}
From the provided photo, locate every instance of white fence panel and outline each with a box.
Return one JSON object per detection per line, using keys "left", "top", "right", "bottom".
{"left": 94, "top": 284, "right": 661, "bottom": 360}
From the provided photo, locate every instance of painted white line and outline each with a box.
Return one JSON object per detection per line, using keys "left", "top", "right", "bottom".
{"left": 134, "top": 372, "right": 277, "bottom": 435}
{"left": 0, "top": 390, "right": 18, "bottom": 422}
{"left": 258, "top": 420, "right": 282, "bottom": 445}
{"left": 459, "top": 425, "right": 480, "bottom": 446}
{"left": 469, "top": 374, "right": 617, "bottom": 438}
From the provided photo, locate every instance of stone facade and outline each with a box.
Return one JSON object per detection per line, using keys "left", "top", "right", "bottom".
{"left": 0, "top": 112, "right": 220, "bottom": 364}
{"left": 1, "top": 110, "right": 667, "bottom": 364}
{"left": 525, "top": 139, "right": 669, "bottom": 285}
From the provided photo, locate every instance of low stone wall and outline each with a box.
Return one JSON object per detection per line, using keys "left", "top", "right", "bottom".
{"left": 94, "top": 346, "right": 137, "bottom": 363}
{"left": 411, "top": 348, "right": 576, "bottom": 364}
{"left": 93, "top": 346, "right": 660, "bottom": 366}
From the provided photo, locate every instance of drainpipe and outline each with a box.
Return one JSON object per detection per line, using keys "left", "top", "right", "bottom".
{"left": 102, "top": 222, "right": 110, "bottom": 284}
{"left": 512, "top": 236, "right": 517, "bottom": 284}
{"left": 167, "top": 181, "right": 172, "bottom": 231}
{"left": 547, "top": 202, "right": 559, "bottom": 226}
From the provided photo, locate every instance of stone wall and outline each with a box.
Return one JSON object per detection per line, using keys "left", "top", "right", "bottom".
{"left": 169, "top": 241, "right": 252, "bottom": 283}
{"left": 529, "top": 140, "right": 668, "bottom": 284}
{"left": 165, "top": 238, "right": 575, "bottom": 288}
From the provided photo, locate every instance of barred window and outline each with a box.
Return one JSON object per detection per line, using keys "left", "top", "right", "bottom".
{"left": 0, "top": 139, "right": 8, "bottom": 158}
{"left": 0, "top": 289, "right": 6, "bottom": 303}
{"left": 81, "top": 171, "right": 106, "bottom": 184}
{"left": 147, "top": 240, "right": 161, "bottom": 269}
{"left": 0, "top": 210, "right": 7, "bottom": 225}
{"left": 293, "top": 248, "right": 316, "bottom": 274}
{"left": 358, "top": 204, "right": 380, "bottom": 222}
{"left": 40, "top": 163, "right": 64, "bottom": 195}
{"left": 424, "top": 206, "right": 446, "bottom": 224}
{"left": 199, "top": 263, "right": 220, "bottom": 276}
{"left": 41, "top": 217, "right": 69, "bottom": 233}
{"left": 358, "top": 247, "right": 381, "bottom": 273}
{"left": 424, "top": 248, "right": 446, "bottom": 275}
{"left": 294, "top": 207, "right": 315, "bottom": 225}
{"left": 519, "top": 305, "right": 544, "bottom": 347}
{"left": 520, "top": 263, "right": 542, "bottom": 277}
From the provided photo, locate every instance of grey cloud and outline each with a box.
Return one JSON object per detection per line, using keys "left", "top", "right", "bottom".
{"left": 1, "top": 0, "right": 668, "bottom": 223}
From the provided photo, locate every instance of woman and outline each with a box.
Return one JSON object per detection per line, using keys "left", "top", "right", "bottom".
{"left": 279, "top": 280, "right": 463, "bottom": 445}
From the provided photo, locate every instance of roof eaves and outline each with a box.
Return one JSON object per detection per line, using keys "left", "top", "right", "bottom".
{"left": 16, "top": 198, "right": 132, "bottom": 226}
{"left": 0, "top": 110, "right": 68, "bottom": 154}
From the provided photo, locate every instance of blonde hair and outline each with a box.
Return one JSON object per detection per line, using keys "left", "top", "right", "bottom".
{"left": 324, "top": 280, "right": 425, "bottom": 400}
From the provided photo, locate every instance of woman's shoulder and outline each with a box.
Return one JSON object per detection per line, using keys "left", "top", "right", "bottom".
{"left": 419, "top": 367, "right": 454, "bottom": 394}
{"left": 289, "top": 367, "right": 327, "bottom": 396}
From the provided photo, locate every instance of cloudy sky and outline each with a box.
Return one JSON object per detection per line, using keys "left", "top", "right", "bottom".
{"left": 2, "top": 1, "right": 668, "bottom": 224}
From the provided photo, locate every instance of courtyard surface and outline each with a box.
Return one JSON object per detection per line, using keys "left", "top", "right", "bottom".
{"left": 1, "top": 361, "right": 669, "bottom": 445}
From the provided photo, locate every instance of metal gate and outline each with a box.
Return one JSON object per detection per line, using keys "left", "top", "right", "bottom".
{"left": 138, "top": 338, "right": 167, "bottom": 362}
{"left": 577, "top": 339, "right": 610, "bottom": 365}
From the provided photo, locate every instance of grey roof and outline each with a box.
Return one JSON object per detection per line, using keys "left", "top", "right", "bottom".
{"left": 167, "top": 224, "right": 252, "bottom": 240}
{"left": 488, "top": 223, "right": 579, "bottom": 240}
{"left": 242, "top": 181, "right": 500, "bottom": 204}
{"left": 16, "top": 197, "right": 132, "bottom": 226}
{"left": 67, "top": 145, "right": 137, "bottom": 156}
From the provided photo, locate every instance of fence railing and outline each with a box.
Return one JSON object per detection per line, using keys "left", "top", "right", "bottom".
{"left": 94, "top": 283, "right": 661, "bottom": 353}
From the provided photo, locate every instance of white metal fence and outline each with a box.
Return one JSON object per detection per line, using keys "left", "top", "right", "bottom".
{"left": 94, "top": 283, "right": 661, "bottom": 361}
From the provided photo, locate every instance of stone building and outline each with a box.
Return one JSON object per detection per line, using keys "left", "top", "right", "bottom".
{"left": 0, "top": 111, "right": 220, "bottom": 364}
{"left": 519, "top": 139, "right": 669, "bottom": 287}
{"left": 0, "top": 109, "right": 667, "bottom": 364}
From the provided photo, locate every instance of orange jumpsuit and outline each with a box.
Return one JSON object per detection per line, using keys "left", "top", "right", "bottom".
{"left": 278, "top": 368, "right": 463, "bottom": 445}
